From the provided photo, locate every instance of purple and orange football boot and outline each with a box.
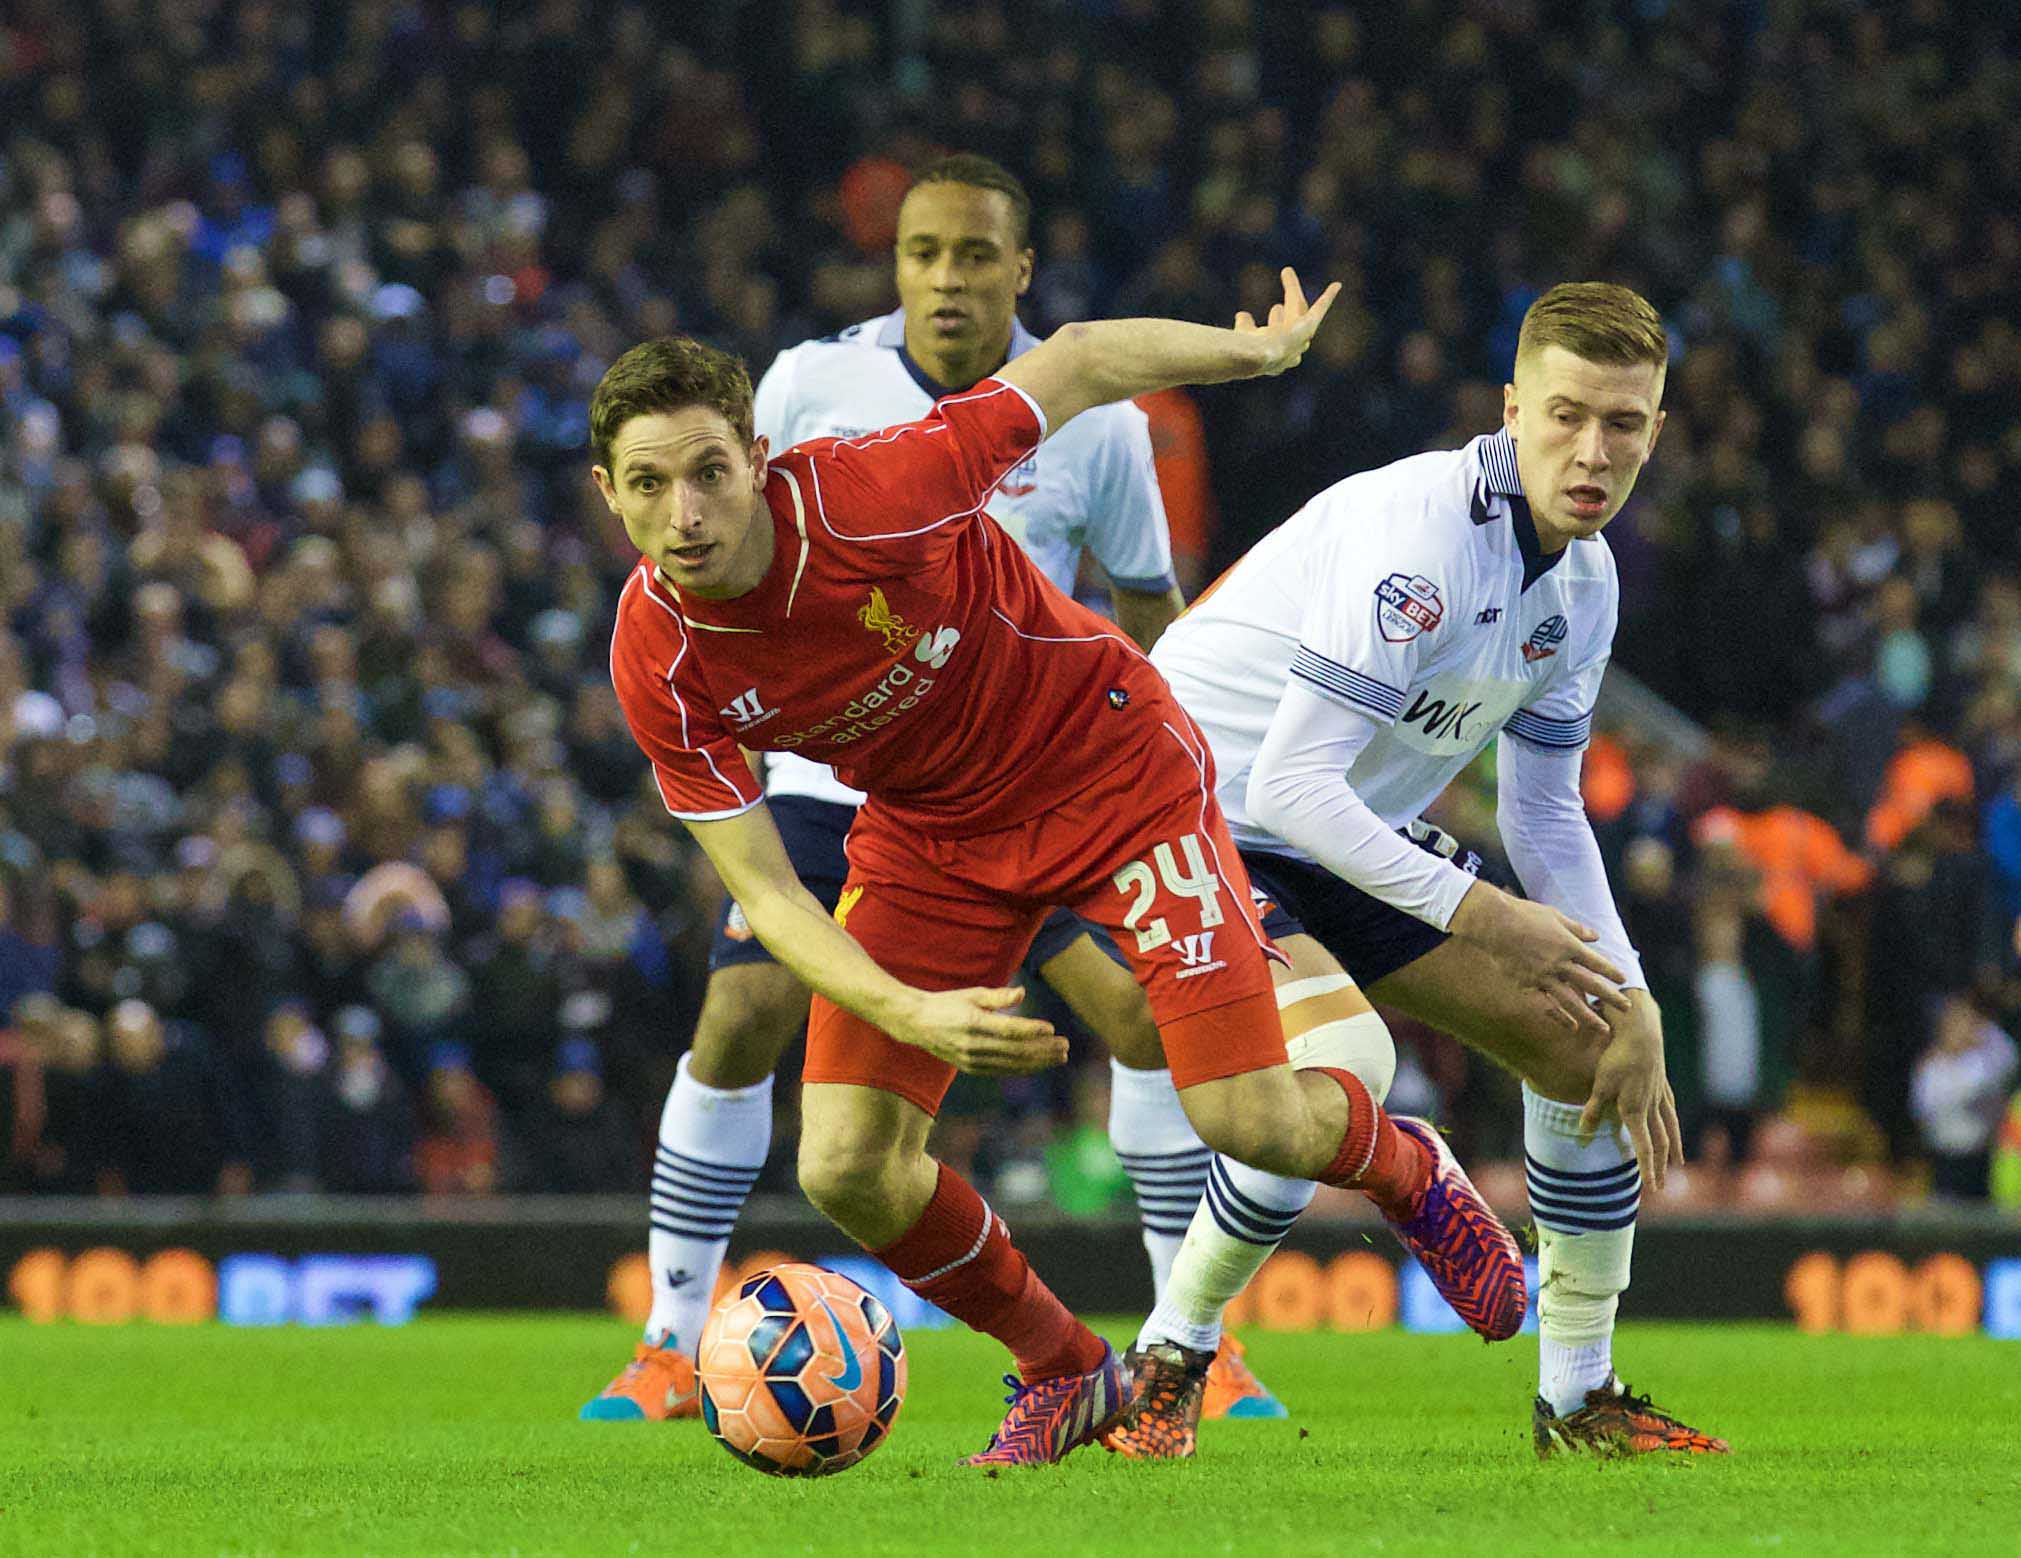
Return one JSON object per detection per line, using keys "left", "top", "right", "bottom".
{"left": 1533, "top": 1381, "right": 1730, "bottom": 1458}
{"left": 1382, "top": 1118, "right": 1528, "bottom": 1341}
{"left": 961, "top": 1342, "right": 1128, "bottom": 1468}
{"left": 1104, "top": 1340, "right": 1212, "bottom": 1460}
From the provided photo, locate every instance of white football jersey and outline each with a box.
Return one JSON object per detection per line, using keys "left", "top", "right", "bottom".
{"left": 753, "top": 309, "right": 1174, "bottom": 806}
{"left": 1153, "top": 427, "right": 1616, "bottom": 852}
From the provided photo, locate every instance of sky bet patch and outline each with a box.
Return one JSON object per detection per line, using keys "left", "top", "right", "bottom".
{"left": 1375, "top": 573, "right": 1444, "bottom": 643}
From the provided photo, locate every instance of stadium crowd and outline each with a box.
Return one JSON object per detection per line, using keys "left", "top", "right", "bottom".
{"left": 3, "top": 0, "right": 2020, "bottom": 1208}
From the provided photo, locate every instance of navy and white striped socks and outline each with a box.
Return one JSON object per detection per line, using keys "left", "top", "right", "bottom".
{"left": 646, "top": 1054, "right": 773, "bottom": 1354}
{"left": 1139, "top": 1157, "right": 1317, "bottom": 1354}
{"left": 1107, "top": 1060, "right": 1212, "bottom": 1301}
{"left": 1202, "top": 1157, "right": 1314, "bottom": 1253}
{"left": 1524, "top": 1084, "right": 1640, "bottom": 1413}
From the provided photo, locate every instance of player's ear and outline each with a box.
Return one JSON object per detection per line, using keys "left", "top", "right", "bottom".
{"left": 1015, "top": 247, "right": 1034, "bottom": 298}
{"left": 1501, "top": 380, "right": 1519, "bottom": 435}
{"left": 591, "top": 464, "right": 620, "bottom": 514}
{"left": 748, "top": 435, "right": 769, "bottom": 489}
{"left": 1645, "top": 406, "right": 1667, "bottom": 458}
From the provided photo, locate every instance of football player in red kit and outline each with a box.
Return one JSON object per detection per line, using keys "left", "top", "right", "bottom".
{"left": 598, "top": 271, "right": 1525, "bottom": 1467}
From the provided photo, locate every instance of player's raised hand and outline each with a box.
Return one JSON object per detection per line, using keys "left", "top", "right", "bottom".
{"left": 1448, "top": 884, "right": 1632, "bottom": 1039}
{"left": 1231, "top": 268, "right": 1343, "bottom": 378}
{"left": 892, "top": 986, "right": 1070, "bottom": 1076}
{"left": 1578, "top": 991, "right": 1685, "bottom": 1190}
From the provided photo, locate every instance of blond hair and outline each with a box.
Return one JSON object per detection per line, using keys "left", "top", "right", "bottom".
{"left": 1515, "top": 282, "right": 1669, "bottom": 372}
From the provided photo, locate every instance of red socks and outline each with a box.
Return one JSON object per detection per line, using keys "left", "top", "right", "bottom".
{"left": 874, "top": 1163, "right": 1106, "bottom": 1382}
{"left": 1310, "top": 1066, "right": 1432, "bottom": 1220}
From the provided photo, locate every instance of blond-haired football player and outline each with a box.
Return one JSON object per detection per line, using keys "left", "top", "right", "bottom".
{"left": 1121, "top": 283, "right": 1730, "bottom": 1459}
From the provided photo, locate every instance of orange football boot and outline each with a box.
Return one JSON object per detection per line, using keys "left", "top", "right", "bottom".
{"left": 579, "top": 1340, "right": 701, "bottom": 1422}
{"left": 1200, "top": 1333, "right": 1287, "bottom": 1421}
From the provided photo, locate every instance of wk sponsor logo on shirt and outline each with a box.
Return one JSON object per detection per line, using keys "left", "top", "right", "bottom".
{"left": 1522, "top": 614, "right": 1568, "bottom": 663}
{"left": 719, "top": 686, "right": 779, "bottom": 731}
{"left": 1401, "top": 688, "right": 1484, "bottom": 743}
{"left": 858, "top": 586, "right": 921, "bottom": 656}
{"left": 1172, "top": 930, "right": 1225, "bottom": 979}
{"left": 1375, "top": 573, "right": 1444, "bottom": 643}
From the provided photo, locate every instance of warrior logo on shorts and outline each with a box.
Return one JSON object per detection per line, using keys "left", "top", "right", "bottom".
{"left": 1172, "top": 931, "right": 1225, "bottom": 979}
{"left": 1375, "top": 574, "right": 1444, "bottom": 643}
{"left": 858, "top": 587, "right": 921, "bottom": 656}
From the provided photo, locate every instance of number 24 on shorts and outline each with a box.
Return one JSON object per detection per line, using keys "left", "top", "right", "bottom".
{"left": 1112, "top": 833, "right": 1224, "bottom": 952}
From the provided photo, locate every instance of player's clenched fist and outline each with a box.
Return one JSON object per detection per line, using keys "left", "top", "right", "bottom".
{"left": 890, "top": 986, "right": 1069, "bottom": 1075}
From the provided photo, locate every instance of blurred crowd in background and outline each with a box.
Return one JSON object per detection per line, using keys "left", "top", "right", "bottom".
{"left": 4, "top": 0, "right": 2021, "bottom": 1212}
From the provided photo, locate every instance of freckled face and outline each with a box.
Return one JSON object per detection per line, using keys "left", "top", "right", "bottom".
{"left": 592, "top": 408, "right": 774, "bottom": 599}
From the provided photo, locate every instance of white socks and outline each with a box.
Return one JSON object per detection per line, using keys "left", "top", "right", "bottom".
{"left": 1137, "top": 1006, "right": 1391, "bottom": 1355}
{"left": 1524, "top": 1084, "right": 1639, "bottom": 1413}
{"left": 646, "top": 1053, "right": 773, "bottom": 1354}
{"left": 1140, "top": 1157, "right": 1317, "bottom": 1353}
{"left": 1107, "top": 1060, "right": 1212, "bottom": 1302}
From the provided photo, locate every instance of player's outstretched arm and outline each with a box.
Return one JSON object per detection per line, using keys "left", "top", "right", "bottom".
{"left": 683, "top": 806, "right": 1068, "bottom": 1077}
{"left": 1001, "top": 267, "right": 1340, "bottom": 436}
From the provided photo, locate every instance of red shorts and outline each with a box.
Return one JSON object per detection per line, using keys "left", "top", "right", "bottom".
{"left": 804, "top": 706, "right": 1288, "bottom": 1114}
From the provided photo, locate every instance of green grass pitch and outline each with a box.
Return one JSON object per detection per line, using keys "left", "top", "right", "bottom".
{"left": 2, "top": 1317, "right": 2016, "bottom": 1556}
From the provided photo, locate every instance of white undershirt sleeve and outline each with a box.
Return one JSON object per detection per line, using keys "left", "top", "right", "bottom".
{"left": 1495, "top": 731, "right": 1645, "bottom": 989}
{"left": 1246, "top": 679, "right": 1481, "bottom": 931}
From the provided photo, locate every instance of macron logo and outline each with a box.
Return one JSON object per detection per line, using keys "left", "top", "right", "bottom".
{"left": 1173, "top": 931, "right": 1225, "bottom": 979}
{"left": 719, "top": 687, "right": 778, "bottom": 730}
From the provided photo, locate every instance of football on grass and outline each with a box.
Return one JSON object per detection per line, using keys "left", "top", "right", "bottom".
{"left": 697, "top": 1262, "right": 907, "bottom": 1476}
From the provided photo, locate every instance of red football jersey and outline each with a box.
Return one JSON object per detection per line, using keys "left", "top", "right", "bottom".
{"left": 608, "top": 379, "right": 1171, "bottom": 834}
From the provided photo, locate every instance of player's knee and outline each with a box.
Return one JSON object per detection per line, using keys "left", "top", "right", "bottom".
{"left": 1283, "top": 996, "right": 1396, "bottom": 1105}
{"left": 689, "top": 970, "right": 807, "bottom": 1089}
{"left": 794, "top": 1141, "right": 871, "bottom": 1224}
{"left": 1449, "top": 990, "right": 1603, "bottom": 1104}
{"left": 1512, "top": 1023, "right": 1604, "bottom": 1105}
{"left": 795, "top": 1133, "right": 897, "bottom": 1229}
